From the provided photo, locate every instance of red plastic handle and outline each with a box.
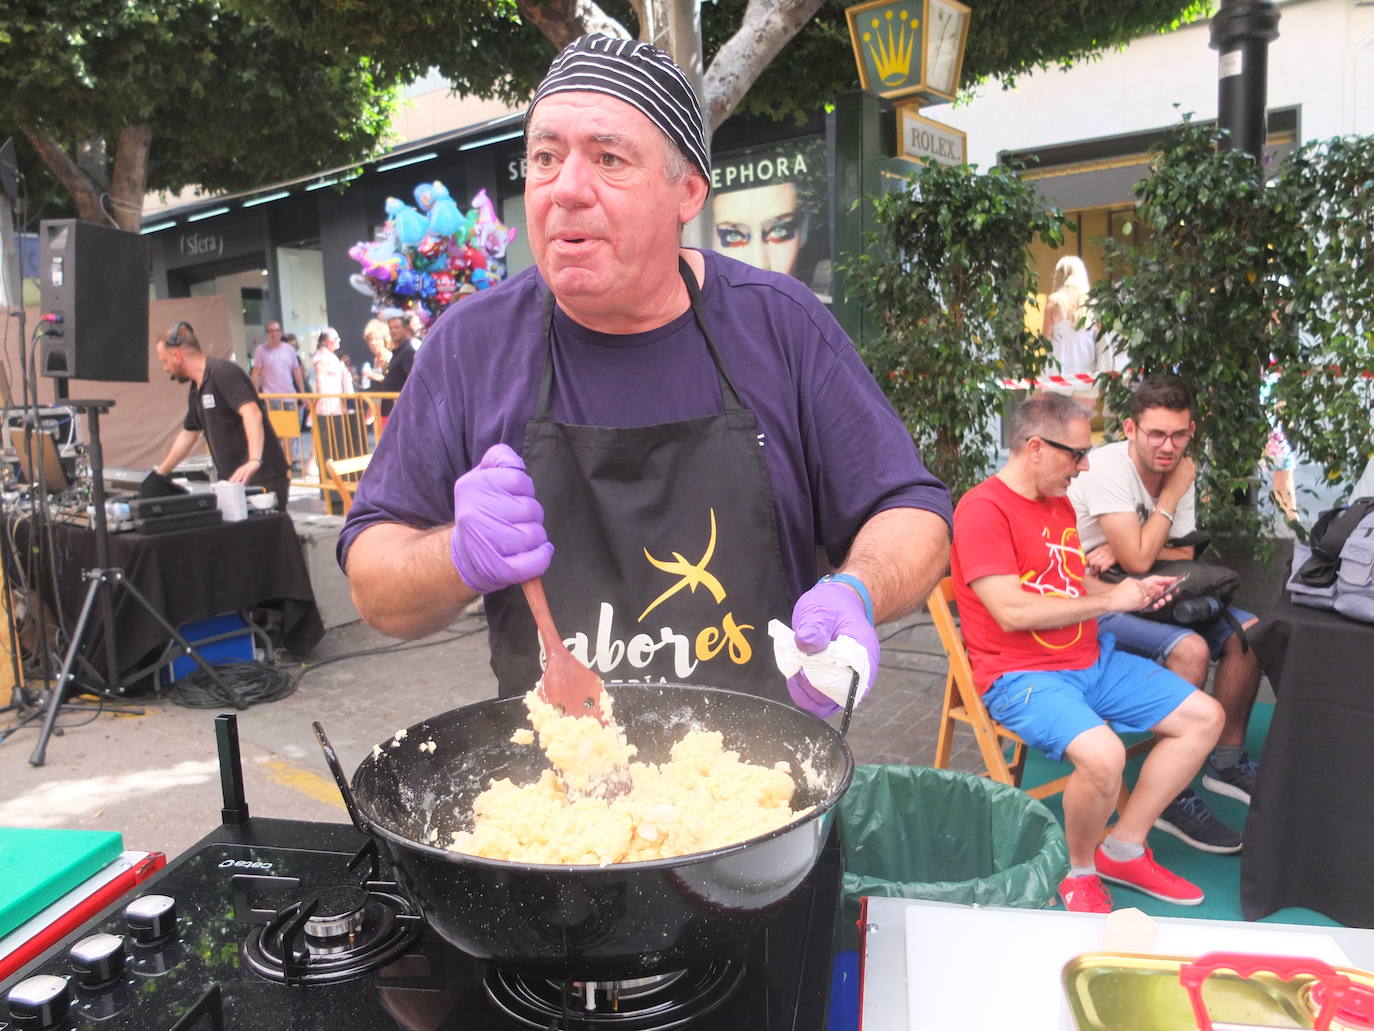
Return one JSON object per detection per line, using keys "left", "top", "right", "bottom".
{"left": 1179, "top": 951, "right": 1352, "bottom": 1031}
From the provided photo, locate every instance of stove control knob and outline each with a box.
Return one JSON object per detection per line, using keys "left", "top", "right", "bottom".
{"left": 125, "top": 894, "right": 177, "bottom": 947}
{"left": 7, "top": 973, "right": 71, "bottom": 1029}
{"left": 69, "top": 932, "right": 125, "bottom": 988}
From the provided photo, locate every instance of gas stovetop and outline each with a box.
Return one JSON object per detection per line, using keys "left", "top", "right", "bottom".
{"left": 0, "top": 717, "right": 841, "bottom": 1031}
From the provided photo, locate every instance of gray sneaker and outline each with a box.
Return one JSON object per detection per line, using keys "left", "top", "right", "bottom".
{"left": 1154, "top": 788, "right": 1242, "bottom": 854}
{"left": 1202, "top": 753, "right": 1258, "bottom": 806}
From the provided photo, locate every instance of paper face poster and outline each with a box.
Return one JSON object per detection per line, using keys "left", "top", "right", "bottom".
{"left": 710, "top": 136, "right": 830, "bottom": 302}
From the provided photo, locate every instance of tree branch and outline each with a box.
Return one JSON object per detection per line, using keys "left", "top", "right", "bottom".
{"left": 516, "top": 0, "right": 629, "bottom": 51}
{"left": 701, "top": 0, "right": 826, "bottom": 133}
{"left": 19, "top": 121, "right": 111, "bottom": 226}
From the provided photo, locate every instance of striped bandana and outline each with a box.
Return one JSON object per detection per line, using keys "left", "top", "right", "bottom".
{"left": 527, "top": 34, "right": 710, "bottom": 180}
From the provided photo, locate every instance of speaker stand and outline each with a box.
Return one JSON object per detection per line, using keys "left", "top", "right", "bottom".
{"left": 26, "top": 400, "right": 237, "bottom": 767}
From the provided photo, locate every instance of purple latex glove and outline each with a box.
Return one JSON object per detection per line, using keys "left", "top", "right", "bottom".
{"left": 450, "top": 443, "right": 553, "bottom": 594}
{"left": 786, "top": 580, "right": 880, "bottom": 718}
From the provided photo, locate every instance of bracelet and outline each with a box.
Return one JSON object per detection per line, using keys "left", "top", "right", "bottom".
{"left": 819, "top": 573, "right": 875, "bottom": 625}
{"left": 1155, "top": 507, "right": 1174, "bottom": 524}
{"left": 248, "top": 457, "right": 262, "bottom": 465}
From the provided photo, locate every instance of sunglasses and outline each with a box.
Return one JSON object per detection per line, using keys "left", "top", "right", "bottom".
{"left": 1036, "top": 436, "right": 1091, "bottom": 463}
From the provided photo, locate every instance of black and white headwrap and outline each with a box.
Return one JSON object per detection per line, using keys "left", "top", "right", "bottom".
{"left": 527, "top": 33, "right": 710, "bottom": 181}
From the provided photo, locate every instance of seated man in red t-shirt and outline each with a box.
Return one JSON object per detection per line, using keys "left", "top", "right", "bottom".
{"left": 951, "top": 393, "right": 1223, "bottom": 913}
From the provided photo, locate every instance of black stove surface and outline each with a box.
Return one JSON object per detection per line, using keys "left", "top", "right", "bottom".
{"left": 1, "top": 816, "right": 841, "bottom": 1031}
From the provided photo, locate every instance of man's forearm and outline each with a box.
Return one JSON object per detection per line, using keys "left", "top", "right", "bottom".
{"left": 838, "top": 507, "right": 950, "bottom": 623}
{"left": 345, "top": 522, "right": 478, "bottom": 639}
{"left": 239, "top": 403, "right": 265, "bottom": 461}
{"left": 978, "top": 581, "right": 1113, "bottom": 631}
{"left": 156, "top": 430, "right": 200, "bottom": 477}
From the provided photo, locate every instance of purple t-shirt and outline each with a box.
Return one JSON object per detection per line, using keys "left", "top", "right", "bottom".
{"left": 338, "top": 250, "right": 951, "bottom": 597}
{"left": 252, "top": 341, "right": 301, "bottom": 394}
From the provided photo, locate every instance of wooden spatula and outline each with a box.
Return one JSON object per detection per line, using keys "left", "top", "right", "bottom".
{"left": 522, "top": 576, "right": 607, "bottom": 723}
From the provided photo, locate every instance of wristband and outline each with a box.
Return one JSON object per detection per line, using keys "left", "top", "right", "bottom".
{"left": 819, "top": 573, "right": 875, "bottom": 625}
{"left": 1155, "top": 507, "right": 1174, "bottom": 523}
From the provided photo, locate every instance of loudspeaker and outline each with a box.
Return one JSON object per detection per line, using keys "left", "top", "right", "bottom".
{"left": 38, "top": 219, "right": 149, "bottom": 382}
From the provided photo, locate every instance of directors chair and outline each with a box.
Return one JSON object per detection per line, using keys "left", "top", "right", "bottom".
{"left": 927, "top": 577, "right": 1152, "bottom": 809}
{"left": 325, "top": 453, "right": 371, "bottom": 516}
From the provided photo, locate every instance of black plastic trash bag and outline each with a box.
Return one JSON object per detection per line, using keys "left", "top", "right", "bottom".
{"left": 837, "top": 765, "right": 1068, "bottom": 944}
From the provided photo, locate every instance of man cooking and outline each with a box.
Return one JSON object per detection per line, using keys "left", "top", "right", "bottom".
{"left": 338, "top": 35, "right": 951, "bottom": 712}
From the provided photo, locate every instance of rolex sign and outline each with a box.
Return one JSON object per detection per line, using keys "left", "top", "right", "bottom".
{"left": 845, "top": 0, "right": 971, "bottom": 104}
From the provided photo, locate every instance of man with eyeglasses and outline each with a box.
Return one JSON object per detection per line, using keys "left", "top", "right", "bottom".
{"left": 1069, "top": 375, "right": 1262, "bottom": 856}
{"left": 952, "top": 392, "right": 1224, "bottom": 913}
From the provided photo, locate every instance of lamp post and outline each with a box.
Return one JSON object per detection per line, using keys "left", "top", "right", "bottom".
{"left": 1209, "top": 0, "right": 1281, "bottom": 164}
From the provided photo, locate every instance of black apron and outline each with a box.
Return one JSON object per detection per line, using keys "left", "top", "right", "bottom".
{"left": 486, "top": 258, "right": 795, "bottom": 701}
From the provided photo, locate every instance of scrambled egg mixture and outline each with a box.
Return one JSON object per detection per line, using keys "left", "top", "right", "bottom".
{"left": 445, "top": 689, "right": 810, "bottom": 865}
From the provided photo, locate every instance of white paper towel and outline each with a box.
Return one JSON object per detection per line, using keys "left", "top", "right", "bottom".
{"left": 768, "top": 619, "right": 870, "bottom": 708}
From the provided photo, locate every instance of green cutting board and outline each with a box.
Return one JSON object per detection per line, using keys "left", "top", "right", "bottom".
{"left": 0, "top": 828, "right": 124, "bottom": 937}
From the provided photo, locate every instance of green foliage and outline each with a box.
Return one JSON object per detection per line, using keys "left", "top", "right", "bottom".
{"left": 226, "top": 0, "right": 551, "bottom": 108}
{"left": 1093, "top": 117, "right": 1299, "bottom": 544}
{"left": 1269, "top": 135, "right": 1374, "bottom": 490}
{"left": 732, "top": 0, "right": 1209, "bottom": 124}
{"left": 232, "top": 0, "right": 1205, "bottom": 129}
{"left": 1094, "top": 120, "right": 1374, "bottom": 548}
{"left": 836, "top": 163, "right": 1069, "bottom": 499}
{"left": 0, "top": 0, "right": 396, "bottom": 201}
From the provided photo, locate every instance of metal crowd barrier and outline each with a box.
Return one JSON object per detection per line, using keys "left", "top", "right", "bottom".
{"left": 260, "top": 392, "right": 398, "bottom": 510}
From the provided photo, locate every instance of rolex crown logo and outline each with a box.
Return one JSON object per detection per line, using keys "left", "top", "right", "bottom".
{"left": 863, "top": 9, "right": 918, "bottom": 87}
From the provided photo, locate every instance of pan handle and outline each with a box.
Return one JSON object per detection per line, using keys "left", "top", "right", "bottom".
{"left": 838, "top": 668, "right": 860, "bottom": 738}
{"left": 312, "top": 721, "right": 372, "bottom": 836}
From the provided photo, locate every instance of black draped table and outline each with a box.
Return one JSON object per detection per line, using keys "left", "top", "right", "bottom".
{"left": 24, "top": 512, "right": 323, "bottom": 688}
{"left": 1242, "top": 595, "right": 1374, "bottom": 927}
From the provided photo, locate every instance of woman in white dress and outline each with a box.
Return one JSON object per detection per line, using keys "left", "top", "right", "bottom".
{"left": 1041, "top": 255, "right": 1098, "bottom": 380}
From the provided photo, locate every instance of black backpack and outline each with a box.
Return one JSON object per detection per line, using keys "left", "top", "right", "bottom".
{"left": 1296, "top": 497, "right": 1374, "bottom": 587}
{"left": 1098, "top": 557, "right": 1241, "bottom": 626}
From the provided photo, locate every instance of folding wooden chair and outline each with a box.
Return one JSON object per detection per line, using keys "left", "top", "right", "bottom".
{"left": 927, "top": 577, "right": 1152, "bottom": 807}
{"left": 324, "top": 453, "right": 371, "bottom": 516}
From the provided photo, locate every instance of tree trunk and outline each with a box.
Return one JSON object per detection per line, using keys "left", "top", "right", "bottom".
{"left": 20, "top": 122, "right": 108, "bottom": 226}
{"left": 518, "top": 0, "right": 821, "bottom": 138}
{"left": 109, "top": 126, "right": 153, "bottom": 233}
{"left": 20, "top": 123, "right": 153, "bottom": 233}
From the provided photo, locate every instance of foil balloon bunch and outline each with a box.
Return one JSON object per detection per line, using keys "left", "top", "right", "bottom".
{"left": 348, "top": 182, "right": 517, "bottom": 325}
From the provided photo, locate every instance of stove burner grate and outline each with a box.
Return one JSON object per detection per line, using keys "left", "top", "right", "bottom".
{"left": 484, "top": 961, "right": 746, "bottom": 1030}
{"left": 239, "top": 880, "right": 421, "bottom": 985}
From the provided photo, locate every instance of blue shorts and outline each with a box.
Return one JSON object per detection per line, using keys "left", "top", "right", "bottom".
{"left": 983, "top": 636, "right": 1196, "bottom": 763}
{"left": 1098, "top": 606, "right": 1254, "bottom": 664}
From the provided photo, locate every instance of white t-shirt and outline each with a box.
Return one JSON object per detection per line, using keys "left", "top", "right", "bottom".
{"left": 1068, "top": 440, "right": 1197, "bottom": 553}
{"left": 312, "top": 348, "right": 347, "bottom": 416}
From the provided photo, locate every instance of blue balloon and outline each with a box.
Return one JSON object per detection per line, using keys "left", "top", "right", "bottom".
{"left": 386, "top": 196, "right": 428, "bottom": 248}
{"left": 425, "top": 180, "right": 464, "bottom": 239}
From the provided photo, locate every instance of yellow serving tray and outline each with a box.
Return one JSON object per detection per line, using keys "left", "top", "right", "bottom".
{"left": 1062, "top": 950, "right": 1374, "bottom": 1031}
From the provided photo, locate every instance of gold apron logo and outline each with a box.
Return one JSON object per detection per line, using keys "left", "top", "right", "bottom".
{"left": 563, "top": 510, "right": 756, "bottom": 677}
{"left": 640, "top": 509, "right": 753, "bottom": 665}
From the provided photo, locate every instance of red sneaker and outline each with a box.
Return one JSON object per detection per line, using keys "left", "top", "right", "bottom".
{"left": 1058, "top": 874, "right": 1112, "bottom": 913}
{"left": 1094, "top": 845, "right": 1204, "bottom": 906}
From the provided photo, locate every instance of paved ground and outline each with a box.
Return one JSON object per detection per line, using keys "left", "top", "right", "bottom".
{"left": 0, "top": 595, "right": 978, "bottom": 859}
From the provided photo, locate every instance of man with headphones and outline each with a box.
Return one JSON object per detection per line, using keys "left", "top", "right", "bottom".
{"left": 153, "top": 321, "right": 291, "bottom": 511}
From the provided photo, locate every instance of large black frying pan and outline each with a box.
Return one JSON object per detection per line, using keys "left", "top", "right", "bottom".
{"left": 316, "top": 681, "right": 854, "bottom": 980}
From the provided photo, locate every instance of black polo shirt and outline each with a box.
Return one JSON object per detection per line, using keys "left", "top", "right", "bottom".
{"left": 184, "top": 357, "right": 289, "bottom": 485}
{"left": 379, "top": 342, "right": 415, "bottom": 416}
